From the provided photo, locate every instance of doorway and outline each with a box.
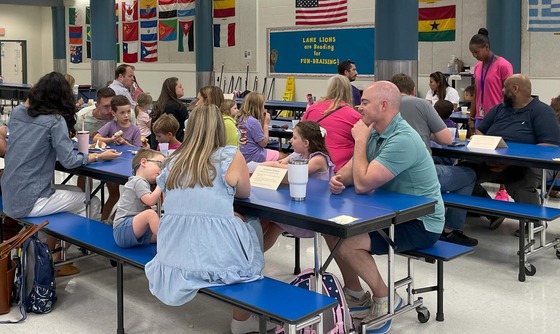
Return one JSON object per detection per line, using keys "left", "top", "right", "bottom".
{"left": 0, "top": 40, "right": 27, "bottom": 84}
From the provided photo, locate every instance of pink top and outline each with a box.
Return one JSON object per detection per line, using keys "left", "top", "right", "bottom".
{"left": 136, "top": 111, "right": 151, "bottom": 137}
{"left": 302, "top": 100, "right": 361, "bottom": 172}
{"left": 472, "top": 56, "right": 513, "bottom": 119}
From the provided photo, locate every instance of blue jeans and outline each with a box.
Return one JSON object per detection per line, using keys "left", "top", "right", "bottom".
{"left": 435, "top": 164, "right": 476, "bottom": 231}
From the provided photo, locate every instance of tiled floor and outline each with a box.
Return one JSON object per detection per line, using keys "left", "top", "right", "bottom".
{"left": 1, "top": 184, "right": 560, "bottom": 333}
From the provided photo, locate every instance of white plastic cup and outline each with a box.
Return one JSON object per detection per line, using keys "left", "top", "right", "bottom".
{"left": 458, "top": 129, "right": 467, "bottom": 141}
{"left": 461, "top": 106, "right": 468, "bottom": 114}
{"left": 77, "top": 131, "right": 90, "bottom": 155}
{"left": 88, "top": 99, "right": 94, "bottom": 106}
{"left": 159, "top": 143, "right": 169, "bottom": 156}
{"left": 291, "top": 119, "right": 300, "bottom": 129}
{"left": 288, "top": 158, "right": 308, "bottom": 201}
{"left": 448, "top": 127, "right": 457, "bottom": 139}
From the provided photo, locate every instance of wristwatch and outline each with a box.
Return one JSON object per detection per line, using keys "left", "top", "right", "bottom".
{"left": 93, "top": 153, "right": 98, "bottom": 162}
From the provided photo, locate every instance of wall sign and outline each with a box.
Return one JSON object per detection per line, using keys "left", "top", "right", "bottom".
{"left": 268, "top": 25, "right": 374, "bottom": 77}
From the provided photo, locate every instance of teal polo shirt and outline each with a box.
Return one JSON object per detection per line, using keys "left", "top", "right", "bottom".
{"left": 366, "top": 113, "right": 445, "bottom": 234}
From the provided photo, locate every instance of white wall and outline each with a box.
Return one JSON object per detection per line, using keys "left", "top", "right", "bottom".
{"left": 3, "top": 1, "right": 560, "bottom": 103}
{"left": 0, "top": 5, "right": 53, "bottom": 84}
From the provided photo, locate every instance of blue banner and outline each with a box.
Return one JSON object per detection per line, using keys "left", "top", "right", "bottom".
{"left": 268, "top": 25, "right": 374, "bottom": 76}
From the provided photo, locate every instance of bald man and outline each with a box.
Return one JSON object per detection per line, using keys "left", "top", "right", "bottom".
{"left": 468, "top": 74, "right": 560, "bottom": 229}
{"left": 327, "top": 81, "right": 444, "bottom": 333}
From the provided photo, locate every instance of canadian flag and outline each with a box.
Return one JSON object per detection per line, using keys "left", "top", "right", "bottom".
{"left": 122, "top": 1, "right": 138, "bottom": 22}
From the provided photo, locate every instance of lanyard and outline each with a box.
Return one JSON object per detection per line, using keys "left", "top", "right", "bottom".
{"left": 479, "top": 53, "right": 495, "bottom": 104}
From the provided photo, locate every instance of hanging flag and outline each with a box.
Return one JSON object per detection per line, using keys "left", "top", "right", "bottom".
{"left": 159, "top": 0, "right": 178, "bottom": 19}
{"left": 178, "top": 20, "right": 194, "bottom": 52}
{"left": 69, "top": 26, "right": 83, "bottom": 44}
{"left": 69, "top": 8, "right": 80, "bottom": 25}
{"left": 178, "top": 0, "right": 196, "bottom": 18}
{"left": 419, "top": 5, "right": 456, "bottom": 41}
{"left": 123, "top": 42, "right": 139, "bottom": 62}
{"left": 86, "top": 41, "right": 91, "bottom": 59}
{"left": 123, "top": 22, "right": 139, "bottom": 41}
{"left": 122, "top": 1, "right": 139, "bottom": 22}
{"left": 86, "top": 26, "right": 91, "bottom": 41}
{"left": 159, "top": 19, "right": 177, "bottom": 41}
{"left": 116, "top": 43, "right": 121, "bottom": 63}
{"left": 213, "top": 0, "right": 235, "bottom": 18}
{"left": 295, "top": 0, "right": 347, "bottom": 26}
{"left": 213, "top": 22, "right": 235, "bottom": 47}
{"left": 70, "top": 45, "right": 83, "bottom": 63}
{"left": 116, "top": 3, "right": 120, "bottom": 21}
{"left": 140, "top": 0, "right": 157, "bottom": 19}
{"left": 141, "top": 20, "right": 158, "bottom": 41}
{"left": 116, "top": 24, "right": 119, "bottom": 39}
{"left": 141, "top": 41, "right": 158, "bottom": 62}
{"left": 528, "top": 0, "right": 560, "bottom": 32}
{"left": 86, "top": 6, "right": 91, "bottom": 25}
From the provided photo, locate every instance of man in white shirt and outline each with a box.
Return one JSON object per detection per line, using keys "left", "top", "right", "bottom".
{"left": 108, "top": 64, "right": 136, "bottom": 123}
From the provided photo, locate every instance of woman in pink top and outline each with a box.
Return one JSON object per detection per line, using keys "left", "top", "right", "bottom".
{"left": 302, "top": 75, "right": 361, "bottom": 172}
{"left": 469, "top": 28, "right": 513, "bottom": 129}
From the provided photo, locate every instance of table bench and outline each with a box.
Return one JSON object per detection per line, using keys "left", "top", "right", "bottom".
{"left": 0, "top": 200, "right": 336, "bottom": 334}
{"left": 441, "top": 192, "right": 560, "bottom": 282}
{"left": 400, "top": 240, "right": 474, "bottom": 322}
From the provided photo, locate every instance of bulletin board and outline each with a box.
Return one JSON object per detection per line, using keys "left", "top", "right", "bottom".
{"left": 267, "top": 25, "right": 374, "bottom": 77}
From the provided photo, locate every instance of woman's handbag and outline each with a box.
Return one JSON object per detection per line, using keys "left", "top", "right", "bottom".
{"left": 0, "top": 221, "right": 48, "bottom": 314}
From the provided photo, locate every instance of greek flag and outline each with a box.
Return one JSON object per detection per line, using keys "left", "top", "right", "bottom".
{"left": 528, "top": 0, "right": 560, "bottom": 32}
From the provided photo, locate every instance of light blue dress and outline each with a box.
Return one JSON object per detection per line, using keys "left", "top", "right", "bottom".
{"left": 145, "top": 146, "right": 265, "bottom": 306}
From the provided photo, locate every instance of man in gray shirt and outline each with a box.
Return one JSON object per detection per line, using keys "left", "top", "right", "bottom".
{"left": 391, "top": 73, "right": 478, "bottom": 246}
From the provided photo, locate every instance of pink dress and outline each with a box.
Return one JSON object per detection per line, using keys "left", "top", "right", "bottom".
{"left": 472, "top": 56, "right": 513, "bottom": 120}
{"left": 302, "top": 100, "right": 361, "bottom": 172}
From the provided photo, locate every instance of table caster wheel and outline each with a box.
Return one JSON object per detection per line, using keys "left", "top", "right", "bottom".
{"left": 524, "top": 264, "right": 536, "bottom": 276}
{"left": 417, "top": 306, "right": 430, "bottom": 323}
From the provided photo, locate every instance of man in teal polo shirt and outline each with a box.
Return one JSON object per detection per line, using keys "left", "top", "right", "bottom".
{"left": 328, "top": 81, "right": 444, "bottom": 334}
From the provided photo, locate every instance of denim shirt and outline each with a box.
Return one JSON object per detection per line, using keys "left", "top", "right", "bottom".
{"left": 1, "top": 104, "right": 88, "bottom": 218}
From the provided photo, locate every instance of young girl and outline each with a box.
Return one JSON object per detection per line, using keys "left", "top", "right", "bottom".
{"left": 260, "top": 121, "right": 335, "bottom": 250}
{"left": 0, "top": 72, "right": 121, "bottom": 276}
{"left": 135, "top": 93, "right": 153, "bottom": 145}
{"left": 220, "top": 99, "right": 240, "bottom": 146}
{"left": 113, "top": 149, "right": 163, "bottom": 248}
{"left": 236, "top": 92, "right": 286, "bottom": 162}
{"left": 144, "top": 103, "right": 270, "bottom": 334}
{"left": 94, "top": 95, "right": 142, "bottom": 147}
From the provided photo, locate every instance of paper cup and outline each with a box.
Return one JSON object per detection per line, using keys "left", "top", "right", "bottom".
{"left": 288, "top": 159, "right": 308, "bottom": 201}
{"left": 461, "top": 106, "right": 468, "bottom": 115}
{"left": 449, "top": 127, "right": 457, "bottom": 139}
{"left": 159, "top": 143, "right": 169, "bottom": 156}
{"left": 77, "top": 131, "right": 90, "bottom": 155}
{"left": 458, "top": 129, "right": 467, "bottom": 141}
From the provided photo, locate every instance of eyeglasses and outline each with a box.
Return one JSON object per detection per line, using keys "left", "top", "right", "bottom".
{"left": 147, "top": 159, "right": 164, "bottom": 168}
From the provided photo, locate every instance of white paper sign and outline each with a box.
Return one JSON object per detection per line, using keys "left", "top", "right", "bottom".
{"left": 250, "top": 165, "right": 287, "bottom": 190}
{"left": 467, "top": 135, "right": 508, "bottom": 150}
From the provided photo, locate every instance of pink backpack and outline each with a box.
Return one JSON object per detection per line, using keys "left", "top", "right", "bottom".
{"left": 276, "top": 268, "right": 355, "bottom": 334}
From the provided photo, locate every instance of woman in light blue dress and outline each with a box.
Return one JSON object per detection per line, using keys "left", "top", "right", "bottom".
{"left": 145, "top": 103, "right": 266, "bottom": 333}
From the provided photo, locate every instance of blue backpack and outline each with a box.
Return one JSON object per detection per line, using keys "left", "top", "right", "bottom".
{"left": 1, "top": 231, "right": 57, "bottom": 323}
{"left": 276, "top": 268, "right": 355, "bottom": 334}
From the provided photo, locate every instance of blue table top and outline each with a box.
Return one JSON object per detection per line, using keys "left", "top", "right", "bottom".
{"left": 0, "top": 82, "right": 32, "bottom": 89}
{"left": 431, "top": 140, "right": 560, "bottom": 170}
{"left": 450, "top": 111, "right": 469, "bottom": 123}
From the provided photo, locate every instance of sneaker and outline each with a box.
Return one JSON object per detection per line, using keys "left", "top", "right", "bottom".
{"left": 489, "top": 216, "right": 506, "bottom": 230}
{"left": 346, "top": 291, "right": 373, "bottom": 320}
{"left": 230, "top": 315, "right": 276, "bottom": 334}
{"left": 362, "top": 293, "right": 403, "bottom": 334}
{"left": 440, "top": 230, "right": 478, "bottom": 246}
{"left": 55, "top": 263, "right": 80, "bottom": 277}
{"left": 494, "top": 189, "right": 509, "bottom": 201}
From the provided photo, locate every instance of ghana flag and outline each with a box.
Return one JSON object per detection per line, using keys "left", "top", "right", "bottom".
{"left": 419, "top": 5, "right": 455, "bottom": 42}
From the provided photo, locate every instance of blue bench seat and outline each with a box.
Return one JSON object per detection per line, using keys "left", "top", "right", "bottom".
{"left": 441, "top": 193, "right": 560, "bottom": 282}
{"left": 400, "top": 240, "right": 474, "bottom": 322}
{"left": 0, "top": 199, "right": 336, "bottom": 334}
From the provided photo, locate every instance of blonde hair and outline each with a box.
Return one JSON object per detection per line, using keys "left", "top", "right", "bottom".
{"left": 165, "top": 103, "right": 226, "bottom": 189}
{"left": 237, "top": 92, "right": 265, "bottom": 125}
{"left": 132, "top": 148, "right": 164, "bottom": 175}
{"left": 319, "top": 75, "right": 354, "bottom": 115}
{"left": 220, "top": 99, "right": 236, "bottom": 116}
{"left": 64, "top": 73, "right": 76, "bottom": 88}
{"left": 134, "top": 93, "right": 153, "bottom": 118}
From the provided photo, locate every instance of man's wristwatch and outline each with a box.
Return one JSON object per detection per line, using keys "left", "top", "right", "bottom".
{"left": 94, "top": 153, "right": 98, "bottom": 162}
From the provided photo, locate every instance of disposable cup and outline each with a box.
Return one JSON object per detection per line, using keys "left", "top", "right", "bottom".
{"left": 461, "top": 106, "right": 468, "bottom": 115}
{"left": 448, "top": 127, "right": 457, "bottom": 139}
{"left": 458, "top": 129, "right": 467, "bottom": 141}
{"left": 159, "top": 143, "right": 169, "bottom": 156}
{"left": 288, "top": 159, "right": 308, "bottom": 201}
{"left": 77, "top": 131, "right": 90, "bottom": 155}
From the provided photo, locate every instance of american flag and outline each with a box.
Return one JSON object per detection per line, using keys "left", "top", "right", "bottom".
{"left": 295, "top": 0, "right": 347, "bottom": 26}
